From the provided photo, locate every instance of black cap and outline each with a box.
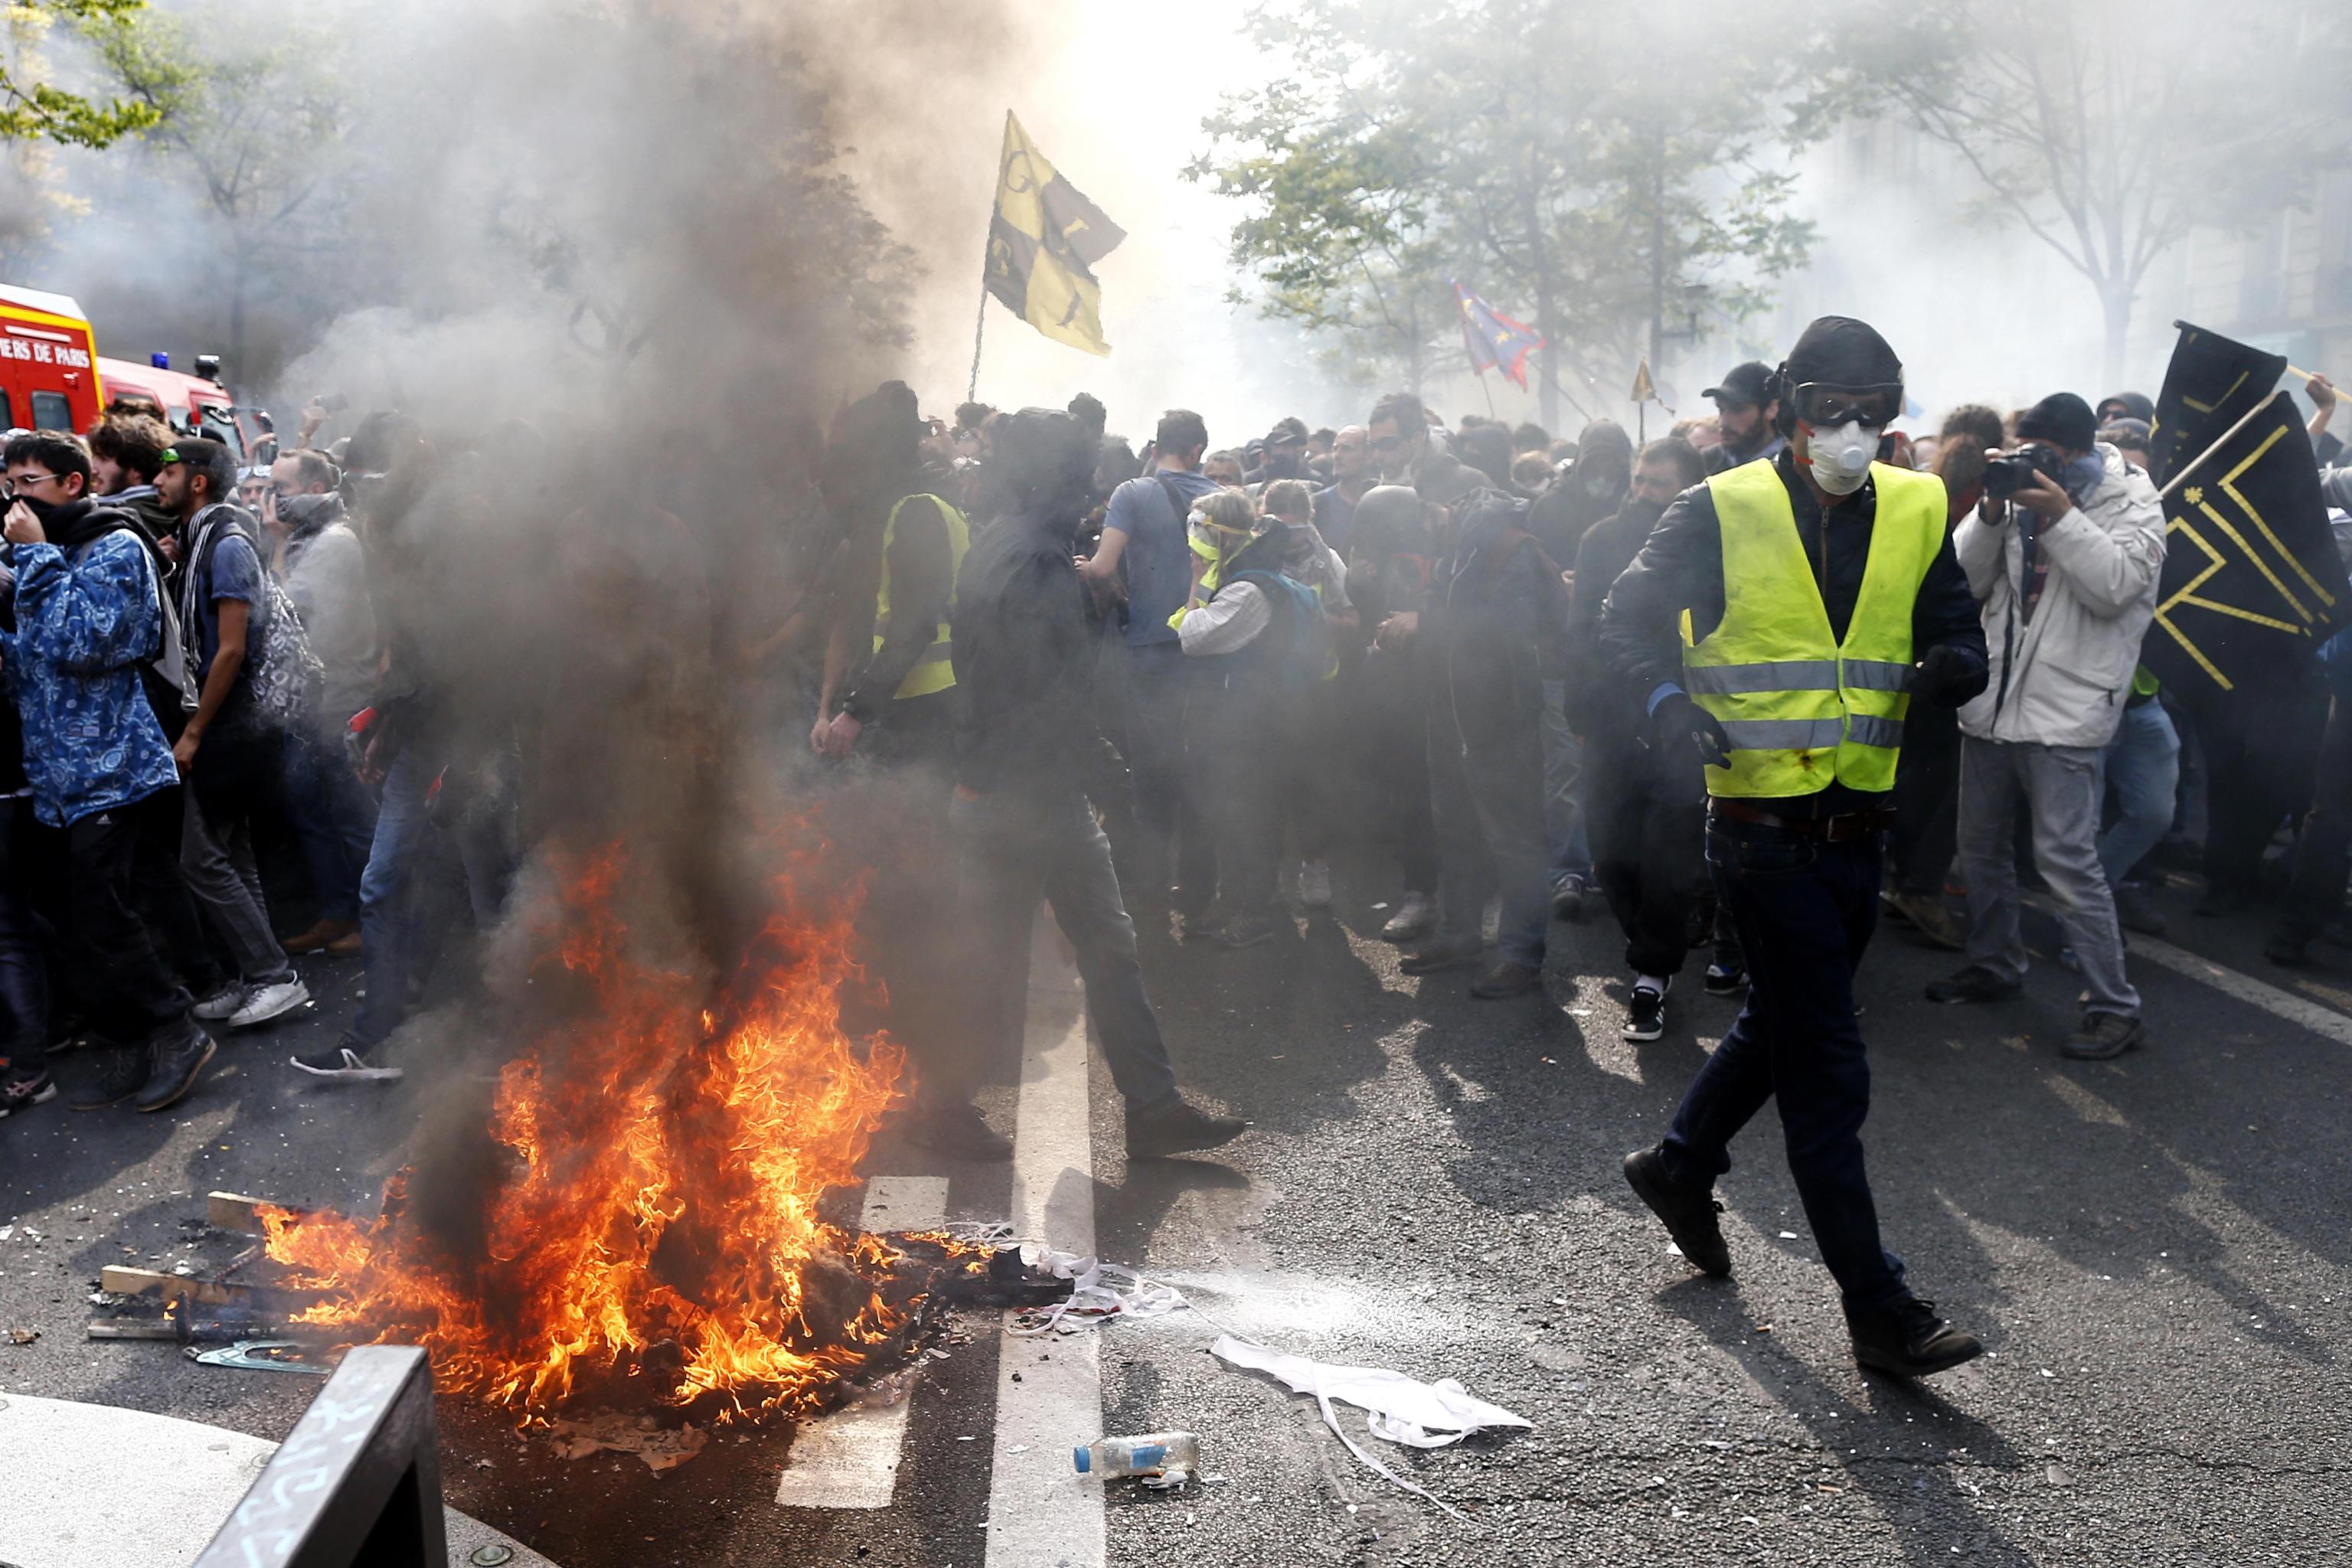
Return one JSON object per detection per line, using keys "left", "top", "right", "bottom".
{"left": 2096, "top": 391, "right": 2155, "bottom": 423}
{"left": 1704, "top": 361, "right": 1772, "bottom": 408}
{"left": 2017, "top": 392, "right": 2099, "bottom": 452}
{"left": 1264, "top": 424, "right": 1305, "bottom": 448}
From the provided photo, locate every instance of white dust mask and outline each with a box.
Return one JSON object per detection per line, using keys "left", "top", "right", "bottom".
{"left": 1808, "top": 420, "right": 1880, "bottom": 496}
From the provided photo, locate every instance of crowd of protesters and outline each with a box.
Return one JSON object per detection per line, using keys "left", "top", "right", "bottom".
{"left": 6, "top": 348, "right": 2351, "bottom": 1181}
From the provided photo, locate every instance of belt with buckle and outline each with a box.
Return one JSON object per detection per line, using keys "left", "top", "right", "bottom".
{"left": 1708, "top": 798, "right": 1896, "bottom": 843}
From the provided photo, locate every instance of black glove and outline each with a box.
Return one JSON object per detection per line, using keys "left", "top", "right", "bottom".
{"left": 1903, "top": 643, "right": 1985, "bottom": 707}
{"left": 1651, "top": 690, "right": 1732, "bottom": 769}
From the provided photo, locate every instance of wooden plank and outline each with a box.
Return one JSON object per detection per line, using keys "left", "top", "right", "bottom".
{"left": 207, "top": 1191, "right": 289, "bottom": 1233}
{"left": 101, "top": 1266, "right": 259, "bottom": 1307}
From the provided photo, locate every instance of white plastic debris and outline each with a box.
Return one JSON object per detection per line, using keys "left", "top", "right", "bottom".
{"left": 1011, "top": 1250, "right": 1191, "bottom": 1336}
{"left": 1210, "top": 1335, "right": 1530, "bottom": 1517}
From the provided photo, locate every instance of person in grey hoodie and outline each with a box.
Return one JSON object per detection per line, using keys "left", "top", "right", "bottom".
{"left": 265, "top": 449, "right": 377, "bottom": 954}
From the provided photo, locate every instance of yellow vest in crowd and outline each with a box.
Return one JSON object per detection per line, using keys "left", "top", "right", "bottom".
{"left": 875, "top": 493, "right": 970, "bottom": 700}
{"left": 1680, "top": 459, "right": 1945, "bottom": 798}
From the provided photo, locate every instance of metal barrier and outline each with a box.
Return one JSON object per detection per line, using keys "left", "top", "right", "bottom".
{"left": 192, "top": 1344, "right": 447, "bottom": 1568}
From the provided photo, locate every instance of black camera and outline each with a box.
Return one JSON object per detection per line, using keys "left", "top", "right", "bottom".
{"left": 1981, "top": 442, "right": 2064, "bottom": 502}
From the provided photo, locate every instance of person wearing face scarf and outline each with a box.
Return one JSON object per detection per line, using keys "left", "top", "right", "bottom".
{"left": 1926, "top": 392, "right": 2165, "bottom": 1062}
{"left": 1598, "top": 315, "right": 1991, "bottom": 1382}
{"left": 0, "top": 430, "right": 219, "bottom": 1117}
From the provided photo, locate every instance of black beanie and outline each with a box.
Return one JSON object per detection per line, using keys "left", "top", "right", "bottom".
{"left": 2017, "top": 392, "right": 2098, "bottom": 452}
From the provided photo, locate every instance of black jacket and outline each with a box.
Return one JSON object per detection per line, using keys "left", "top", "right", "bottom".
{"left": 1422, "top": 501, "right": 1569, "bottom": 749}
{"left": 952, "top": 508, "right": 1107, "bottom": 795}
{"left": 1564, "top": 498, "right": 1669, "bottom": 747}
{"left": 1597, "top": 452, "right": 1988, "bottom": 812}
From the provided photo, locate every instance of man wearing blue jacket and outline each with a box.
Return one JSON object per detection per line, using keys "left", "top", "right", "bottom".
{"left": 0, "top": 430, "right": 216, "bottom": 1115}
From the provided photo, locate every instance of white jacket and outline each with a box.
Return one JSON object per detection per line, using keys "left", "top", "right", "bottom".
{"left": 1954, "top": 443, "right": 2166, "bottom": 750}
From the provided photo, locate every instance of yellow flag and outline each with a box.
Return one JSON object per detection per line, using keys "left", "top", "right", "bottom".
{"left": 983, "top": 112, "right": 1126, "bottom": 357}
{"left": 1630, "top": 358, "right": 1657, "bottom": 404}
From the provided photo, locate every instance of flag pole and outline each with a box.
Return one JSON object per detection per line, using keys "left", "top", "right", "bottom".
{"left": 2158, "top": 390, "right": 2284, "bottom": 501}
{"left": 967, "top": 282, "right": 988, "bottom": 405}
{"left": 1478, "top": 369, "right": 1496, "bottom": 419}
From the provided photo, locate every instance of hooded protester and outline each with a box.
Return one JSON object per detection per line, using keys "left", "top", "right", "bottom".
{"left": 1565, "top": 437, "right": 1740, "bottom": 1037}
{"left": 266, "top": 449, "right": 378, "bottom": 956}
{"left": 1528, "top": 420, "right": 1630, "bottom": 920}
{"left": 949, "top": 407, "right": 1247, "bottom": 1161}
{"left": 1379, "top": 483, "right": 1569, "bottom": 998}
{"left": 1530, "top": 420, "right": 1631, "bottom": 567}
{"left": 1341, "top": 482, "right": 1442, "bottom": 942}
{"left": 1601, "top": 315, "right": 1994, "bottom": 1381}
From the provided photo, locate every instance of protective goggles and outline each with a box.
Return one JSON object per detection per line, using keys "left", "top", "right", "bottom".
{"left": 1788, "top": 381, "right": 1903, "bottom": 428}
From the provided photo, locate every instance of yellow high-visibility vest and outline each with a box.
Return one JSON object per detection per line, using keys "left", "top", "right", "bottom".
{"left": 1680, "top": 460, "right": 1945, "bottom": 797}
{"left": 874, "top": 493, "right": 969, "bottom": 700}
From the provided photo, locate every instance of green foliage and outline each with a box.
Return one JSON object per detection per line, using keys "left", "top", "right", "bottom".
{"left": 1194, "top": 0, "right": 1816, "bottom": 410}
{"left": 0, "top": 0, "right": 161, "bottom": 147}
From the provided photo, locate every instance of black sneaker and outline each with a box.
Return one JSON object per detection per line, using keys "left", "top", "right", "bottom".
{"left": 1549, "top": 874, "right": 1590, "bottom": 922}
{"left": 290, "top": 1040, "right": 403, "bottom": 1081}
{"left": 1623, "top": 979, "right": 1668, "bottom": 1041}
{"left": 135, "top": 1021, "right": 217, "bottom": 1113}
{"left": 1924, "top": 965, "right": 2022, "bottom": 1004}
{"left": 1621, "top": 1146, "right": 1730, "bottom": 1276}
{"left": 906, "top": 1099, "right": 1014, "bottom": 1161}
{"left": 1847, "top": 1296, "right": 1984, "bottom": 1378}
{"left": 1125, "top": 1096, "right": 1247, "bottom": 1160}
{"left": 1703, "top": 963, "right": 1748, "bottom": 997}
{"left": 70, "top": 1044, "right": 152, "bottom": 1111}
{"left": 1174, "top": 909, "right": 1223, "bottom": 944}
{"left": 1219, "top": 911, "right": 1280, "bottom": 949}
{"left": 0, "top": 1066, "right": 57, "bottom": 1117}
{"left": 2061, "top": 1011, "right": 2144, "bottom": 1060}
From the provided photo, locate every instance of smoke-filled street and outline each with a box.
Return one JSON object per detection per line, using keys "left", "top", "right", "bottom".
{"left": 5, "top": 2, "right": 2352, "bottom": 1566}
{"left": 6, "top": 865, "right": 2350, "bottom": 1565}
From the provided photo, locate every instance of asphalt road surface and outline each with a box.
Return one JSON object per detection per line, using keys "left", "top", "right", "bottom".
{"left": 4, "top": 861, "right": 2348, "bottom": 1566}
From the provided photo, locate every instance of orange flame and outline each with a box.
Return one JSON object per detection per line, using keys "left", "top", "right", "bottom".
{"left": 264, "top": 839, "right": 909, "bottom": 1421}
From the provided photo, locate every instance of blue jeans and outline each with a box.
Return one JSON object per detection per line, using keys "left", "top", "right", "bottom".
{"left": 351, "top": 752, "right": 514, "bottom": 1050}
{"left": 1540, "top": 678, "right": 1592, "bottom": 885}
{"left": 950, "top": 786, "right": 1180, "bottom": 1110}
{"left": 1428, "top": 717, "right": 1550, "bottom": 969}
{"left": 1662, "top": 815, "right": 1908, "bottom": 1312}
{"left": 2096, "top": 701, "right": 2180, "bottom": 887}
{"left": 283, "top": 729, "right": 378, "bottom": 925}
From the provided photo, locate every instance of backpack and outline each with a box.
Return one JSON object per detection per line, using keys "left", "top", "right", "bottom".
{"left": 1229, "top": 569, "right": 1331, "bottom": 691}
{"left": 183, "top": 504, "right": 325, "bottom": 728}
{"left": 74, "top": 503, "right": 198, "bottom": 719}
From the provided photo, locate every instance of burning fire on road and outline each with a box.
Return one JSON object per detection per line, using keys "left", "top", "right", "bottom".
{"left": 250, "top": 837, "right": 991, "bottom": 1425}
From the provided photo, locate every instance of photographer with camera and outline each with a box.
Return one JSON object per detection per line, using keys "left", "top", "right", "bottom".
{"left": 1926, "top": 393, "right": 2165, "bottom": 1060}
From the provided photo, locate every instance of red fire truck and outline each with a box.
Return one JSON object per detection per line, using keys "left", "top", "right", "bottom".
{"left": 0, "top": 283, "right": 264, "bottom": 459}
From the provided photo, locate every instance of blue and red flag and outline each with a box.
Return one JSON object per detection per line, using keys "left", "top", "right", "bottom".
{"left": 1453, "top": 280, "right": 1545, "bottom": 390}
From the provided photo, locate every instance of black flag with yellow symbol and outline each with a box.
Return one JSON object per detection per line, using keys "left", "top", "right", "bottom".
{"left": 2143, "top": 388, "right": 2346, "bottom": 697}
{"left": 985, "top": 112, "right": 1126, "bottom": 357}
{"left": 2150, "top": 320, "right": 2288, "bottom": 488}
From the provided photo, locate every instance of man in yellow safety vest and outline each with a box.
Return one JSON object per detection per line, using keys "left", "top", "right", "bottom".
{"left": 1596, "top": 316, "right": 1993, "bottom": 1379}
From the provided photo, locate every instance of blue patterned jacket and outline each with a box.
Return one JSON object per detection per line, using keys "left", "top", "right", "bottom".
{"left": 2, "top": 529, "right": 180, "bottom": 826}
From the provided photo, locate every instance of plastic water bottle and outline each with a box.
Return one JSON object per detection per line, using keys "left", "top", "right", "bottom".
{"left": 1073, "top": 1432, "right": 1199, "bottom": 1483}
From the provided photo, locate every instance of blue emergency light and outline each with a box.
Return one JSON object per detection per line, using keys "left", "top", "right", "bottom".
{"left": 150, "top": 351, "right": 170, "bottom": 370}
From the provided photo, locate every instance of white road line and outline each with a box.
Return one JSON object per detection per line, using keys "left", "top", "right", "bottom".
{"left": 985, "top": 924, "right": 1105, "bottom": 1568}
{"left": 2131, "top": 934, "right": 2352, "bottom": 1047}
{"left": 775, "top": 1174, "right": 951, "bottom": 1509}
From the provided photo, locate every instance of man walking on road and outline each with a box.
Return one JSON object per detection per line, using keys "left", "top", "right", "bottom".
{"left": 1599, "top": 316, "right": 1992, "bottom": 1379}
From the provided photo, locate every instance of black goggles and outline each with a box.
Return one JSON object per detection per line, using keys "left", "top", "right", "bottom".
{"left": 1788, "top": 381, "right": 1903, "bottom": 427}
